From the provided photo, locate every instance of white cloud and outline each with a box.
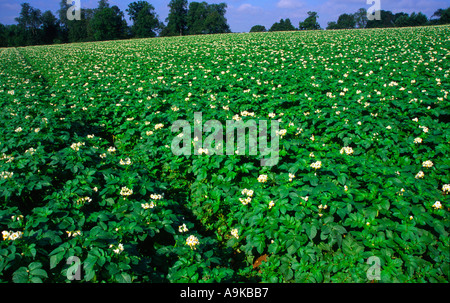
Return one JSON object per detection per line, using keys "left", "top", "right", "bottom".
{"left": 237, "top": 3, "right": 263, "bottom": 13}
{"left": 277, "top": 0, "right": 305, "bottom": 9}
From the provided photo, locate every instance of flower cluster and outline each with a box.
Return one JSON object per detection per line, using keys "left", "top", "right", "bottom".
{"left": 432, "top": 201, "right": 442, "bottom": 210}
{"left": 442, "top": 184, "right": 450, "bottom": 194}
{"left": 120, "top": 187, "right": 133, "bottom": 197}
{"left": 70, "top": 142, "right": 85, "bottom": 151}
{"left": 257, "top": 174, "right": 268, "bottom": 183}
{"left": 2, "top": 230, "right": 23, "bottom": 241}
{"left": 310, "top": 161, "right": 322, "bottom": 170}
{"left": 154, "top": 123, "right": 164, "bottom": 130}
{"left": 414, "top": 137, "right": 423, "bottom": 144}
{"left": 0, "top": 171, "right": 13, "bottom": 179}
{"left": 241, "top": 188, "right": 254, "bottom": 197}
{"left": 268, "top": 200, "right": 275, "bottom": 209}
{"left": 231, "top": 228, "right": 239, "bottom": 239}
{"left": 1, "top": 153, "right": 14, "bottom": 163}
{"left": 240, "top": 110, "right": 255, "bottom": 117}
{"left": 340, "top": 146, "right": 354, "bottom": 155}
{"left": 11, "top": 215, "right": 23, "bottom": 221}
{"left": 110, "top": 243, "right": 124, "bottom": 254}
{"left": 25, "top": 148, "right": 36, "bottom": 155}
{"left": 119, "top": 158, "right": 132, "bottom": 165}
{"left": 419, "top": 125, "right": 429, "bottom": 133}
{"left": 415, "top": 171, "right": 425, "bottom": 179}
{"left": 178, "top": 224, "right": 189, "bottom": 233}
{"left": 76, "top": 196, "right": 92, "bottom": 205}
{"left": 422, "top": 160, "right": 434, "bottom": 168}
{"left": 186, "top": 235, "right": 200, "bottom": 249}
{"left": 150, "top": 194, "right": 163, "bottom": 200}
{"left": 198, "top": 148, "right": 209, "bottom": 155}
{"left": 232, "top": 114, "right": 242, "bottom": 121}
{"left": 288, "top": 173, "right": 295, "bottom": 182}
{"left": 141, "top": 202, "right": 156, "bottom": 209}
{"left": 276, "top": 129, "right": 287, "bottom": 137}
{"left": 66, "top": 230, "right": 82, "bottom": 237}
{"left": 318, "top": 204, "right": 328, "bottom": 217}
{"left": 239, "top": 188, "right": 253, "bottom": 205}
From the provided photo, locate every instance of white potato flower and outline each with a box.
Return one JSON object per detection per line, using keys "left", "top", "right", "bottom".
{"left": 257, "top": 174, "right": 268, "bottom": 183}
{"left": 186, "top": 235, "right": 200, "bottom": 249}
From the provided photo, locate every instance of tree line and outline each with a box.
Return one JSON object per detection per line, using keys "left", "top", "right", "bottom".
{"left": 0, "top": 0, "right": 231, "bottom": 47}
{"left": 250, "top": 7, "right": 450, "bottom": 32}
{"left": 1, "top": 1, "right": 449, "bottom": 47}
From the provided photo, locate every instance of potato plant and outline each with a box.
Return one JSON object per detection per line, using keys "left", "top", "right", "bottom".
{"left": 0, "top": 25, "right": 449, "bottom": 283}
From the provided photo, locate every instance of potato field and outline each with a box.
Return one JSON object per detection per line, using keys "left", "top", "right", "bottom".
{"left": 0, "top": 25, "right": 449, "bottom": 283}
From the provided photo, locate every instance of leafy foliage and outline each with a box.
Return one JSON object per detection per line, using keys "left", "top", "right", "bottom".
{"left": 249, "top": 25, "right": 266, "bottom": 33}
{"left": 269, "top": 19, "right": 296, "bottom": 32}
{"left": 186, "top": 2, "right": 230, "bottom": 35}
{"left": 299, "top": 12, "right": 321, "bottom": 30}
{"left": 126, "top": 1, "right": 162, "bottom": 38}
{"left": 0, "top": 25, "right": 449, "bottom": 283}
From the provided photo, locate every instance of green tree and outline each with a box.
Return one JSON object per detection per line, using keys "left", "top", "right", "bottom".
{"left": 57, "top": 0, "right": 71, "bottom": 42}
{"left": 394, "top": 14, "right": 411, "bottom": 27}
{"left": 299, "top": 11, "right": 320, "bottom": 30}
{"left": 440, "top": 7, "right": 450, "bottom": 24}
{"left": 204, "top": 3, "right": 230, "bottom": 34}
{"left": 0, "top": 23, "right": 7, "bottom": 47}
{"left": 366, "top": 10, "right": 395, "bottom": 28}
{"left": 4, "top": 24, "right": 28, "bottom": 46}
{"left": 98, "top": 0, "right": 110, "bottom": 10}
{"left": 41, "top": 11, "right": 59, "bottom": 44}
{"left": 250, "top": 25, "right": 266, "bottom": 32}
{"left": 90, "top": 0, "right": 128, "bottom": 41}
{"left": 353, "top": 8, "right": 368, "bottom": 28}
{"left": 185, "top": 2, "right": 230, "bottom": 35}
{"left": 429, "top": 7, "right": 450, "bottom": 24}
{"left": 336, "top": 13, "right": 355, "bottom": 29}
{"left": 15, "top": 2, "right": 42, "bottom": 45}
{"left": 283, "top": 18, "right": 296, "bottom": 31}
{"left": 57, "top": 0, "right": 93, "bottom": 43}
{"left": 165, "top": 0, "right": 188, "bottom": 36}
{"left": 409, "top": 12, "right": 428, "bottom": 26}
{"left": 126, "top": 1, "right": 162, "bottom": 38}
{"left": 187, "top": 1, "right": 209, "bottom": 35}
{"left": 326, "top": 21, "right": 338, "bottom": 30}
{"left": 70, "top": 8, "right": 95, "bottom": 42}
{"left": 269, "top": 18, "right": 296, "bottom": 32}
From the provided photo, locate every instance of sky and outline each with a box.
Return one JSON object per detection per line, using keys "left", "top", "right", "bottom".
{"left": 0, "top": 0, "right": 448, "bottom": 32}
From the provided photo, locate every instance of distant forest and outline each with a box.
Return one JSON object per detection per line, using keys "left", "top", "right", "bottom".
{"left": 0, "top": 0, "right": 449, "bottom": 48}
{"left": 251, "top": 7, "right": 450, "bottom": 32}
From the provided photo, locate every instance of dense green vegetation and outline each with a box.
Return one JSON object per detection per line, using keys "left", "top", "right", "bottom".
{"left": 0, "top": 25, "right": 449, "bottom": 283}
{"left": 1, "top": 1, "right": 449, "bottom": 47}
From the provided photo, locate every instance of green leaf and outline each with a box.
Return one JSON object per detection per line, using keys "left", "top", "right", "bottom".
{"left": 287, "top": 244, "right": 297, "bottom": 256}
{"left": 29, "top": 262, "right": 48, "bottom": 279}
{"left": 256, "top": 239, "right": 265, "bottom": 255}
{"left": 337, "top": 174, "right": 346, "bottom": 185}
{"left": 50, "top": 251, "right": 65, "bottom": 269}
{"left": 12, "top": 267, "right": 29, "bottom": 283}
{"left": 29, "top": 276, "right": 43, "bottom": 283}
{"left": 304, "top": 224, "right": 317, "bottom": 241}
{"left": 116, "top": 272, "right": 132, "bottom": 283}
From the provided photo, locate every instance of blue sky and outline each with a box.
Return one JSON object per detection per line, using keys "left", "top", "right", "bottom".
{"left": 1, "top": 0, "right": 448, "bottom": 32}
